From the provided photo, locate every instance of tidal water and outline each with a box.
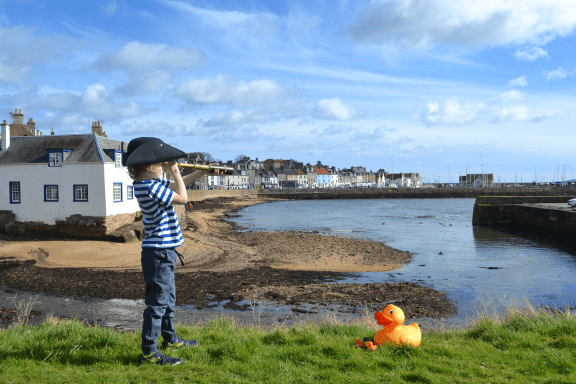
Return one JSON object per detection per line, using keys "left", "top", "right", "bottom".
{"left": 2, "top": 198, "right": 575, "bottom": 330}
{"left": 228, "top": 198, "right": 576, "bottom": 325}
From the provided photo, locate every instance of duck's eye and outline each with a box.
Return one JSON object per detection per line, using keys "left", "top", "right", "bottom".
{"left": 389, "top": 310, "right": 393, "bottom": 314}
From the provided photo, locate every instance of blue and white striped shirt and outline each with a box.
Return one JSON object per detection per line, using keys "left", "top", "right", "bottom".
{"left": 133, "top": 178, "right": 184, "bottom": 248}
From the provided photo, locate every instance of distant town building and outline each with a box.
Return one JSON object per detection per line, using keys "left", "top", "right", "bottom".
{"left": 459, "top": 174, "right": 494, "bottom": 187}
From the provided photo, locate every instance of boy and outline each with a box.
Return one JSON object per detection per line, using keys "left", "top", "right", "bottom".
{"left": 123, "top": 137, "right": 216, "bottom": 366}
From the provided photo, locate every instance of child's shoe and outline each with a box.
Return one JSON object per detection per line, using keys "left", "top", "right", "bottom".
{"left": 139, "top": 351, "right": 183, "bottom": 366}
{"left": 162, "top": 336, "right": 199, "bottom": 349}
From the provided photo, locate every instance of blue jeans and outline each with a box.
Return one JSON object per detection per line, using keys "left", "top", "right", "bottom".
{"left": 141, "top": 247, "right": 178, "bottom": 355}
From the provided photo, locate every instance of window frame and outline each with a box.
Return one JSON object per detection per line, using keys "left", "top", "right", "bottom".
{"left": 48, "top": 151, "right": 61, "bottom": 167}
{"left": 73, "top": 184, "right": 88, "bottom": 202}
{"left": 127, "top": 185, "right": 134, "bottom": 200}
{"left": 113, "top": 182, "right": 123, "bottom": 203}
{"left": 9, "top": 181, "right": 21, "bottom": 204}
{"left": 44, "top": 185, "right": 59, "bottom": 202}
{"left": 114, "top": 150, "right": 122, "bottom": 168}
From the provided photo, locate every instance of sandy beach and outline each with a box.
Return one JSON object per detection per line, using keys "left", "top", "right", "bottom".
{"left": 0, "top": 196, "right": 456, "bottom": 321}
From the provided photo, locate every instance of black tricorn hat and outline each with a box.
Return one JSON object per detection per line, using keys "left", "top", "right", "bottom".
{"left": 122, "top": 137, "right": 187, "bottom": 167}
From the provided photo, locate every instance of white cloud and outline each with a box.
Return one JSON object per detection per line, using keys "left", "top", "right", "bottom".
{"left": 491, "top": 91, "right": 523, "bottom": 103}
{"left": 199, "top": 109, "right": 271, "bottom": 127}
{"left": 0, "top": 26, "right": 68, "bottom": 84}
{"left": 421, "top": 89, "right": 564, "bottom": 126}
{"left": 421, "top": 97, "right": 484, "bottom": 126}
{"left": 544, "top": 66, "right": 570, "bottom": 80}
{"left": 82, "top": 83, "right": 109, "bottom": 106}
{"left": 509, "top": 76, "right": 527, "bottom": 87}
{"left": 495, "top": 106, "right": 562, "bottom": 122}
{"left": 116, "top": 70, "right": 172, "bottom": 96}
{"left": 233, "top": 14, "right": 279, "bottom": 38}
{"left": 312, "top": 98, "right": 365, "bottom": 121}
{"left": 514, "top": 47, "right": 548, "bottom": 61}
{"left": 165, "top": 1, "right": 278, "bottom": 38}
{"left": 346, "top": 0, "right": 576, "bottom": 49}
{"left": 94, "top": 41, "right": 204, "bottom": 71}
{"left": 122, "top": 121, "right": 187, "bottom": 136}
{"left": 174, "top": 75, "right": 288, "bottom": 108}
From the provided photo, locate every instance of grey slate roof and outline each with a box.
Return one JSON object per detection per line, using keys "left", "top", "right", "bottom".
{"left": 0, "top": 134, "right": 126, "bottom": 165}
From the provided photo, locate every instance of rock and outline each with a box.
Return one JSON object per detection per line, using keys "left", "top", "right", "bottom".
{"left": 438, "top": 251, "right": 443, "bottom": 255}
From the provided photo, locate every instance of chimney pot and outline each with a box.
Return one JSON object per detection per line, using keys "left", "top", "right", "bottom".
{"left": 19, "top": 109, "right": 22, "bottom": 114}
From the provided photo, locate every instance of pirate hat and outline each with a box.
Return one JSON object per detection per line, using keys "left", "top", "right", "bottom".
{"left": 123, "top": 137, "right": 187, "bottom": 167}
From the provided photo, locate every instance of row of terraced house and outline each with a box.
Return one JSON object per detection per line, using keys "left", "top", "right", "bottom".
{"left": 189, "top": 157, "right": 423, "bottom": 190}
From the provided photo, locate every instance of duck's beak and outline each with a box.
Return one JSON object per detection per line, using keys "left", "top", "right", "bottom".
{"left": 375, "top": 311, "right": 393, "bottom": 326}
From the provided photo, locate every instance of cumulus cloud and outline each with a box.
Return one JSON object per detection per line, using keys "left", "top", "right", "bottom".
{"left": 94, "top": 41, "right": 204, "bottom": 71}
{"left": 174, "top": 75, "right": 288, "bottom": 108}
{"left": 509, "top": 76, "right": 527, "bottom": 87}
{"left": 346, "top": 0, "right": 576, "bottom": 49}
{"left": 544, "top": 66, "right": 570, "bottom": 80}
{"left": 82, "top": 83, "right": 109, "bottom": 106}
{"left": 495, "top": 106, "right": 562, "bottom": 122}
{"left": 421, "top": 97, "right": 484, "bottom": 126}
{"left": 421, "top": 92, "right": 562, "bottom": 126}
{"left": 514, "top": 47, "right": 548, "bottom": 61}
{"left": 312, "top": 98, "right": 365, "bottom": 121}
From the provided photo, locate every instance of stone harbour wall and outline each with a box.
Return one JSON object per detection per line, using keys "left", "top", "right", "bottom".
{"left": 257, "top": 187, "right": 576, "bottom": 200}
{"left": 0, "top": 210, "right": 142, "bottom": 240}
{"left": 472, "top": 195, "right": 576, "bottom": 248}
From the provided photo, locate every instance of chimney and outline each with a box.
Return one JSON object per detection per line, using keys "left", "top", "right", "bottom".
{"left": 12, "top": 109, "right": 24, "bottom": 125}
{"left": 91, "top": 121, "right": 108, "bottom": 137}
{"left": 51, "top": 128, "right": 55, "bottom": 135}
{"left": 1, "top": 120, "right": 10, "bottom": 150}
{"left": 26, "top": 117, "right": 37, "bottom": 135}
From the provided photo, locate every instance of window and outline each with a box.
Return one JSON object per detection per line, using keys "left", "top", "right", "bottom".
{"left": 74, "top": 185, "right": 88, "bottom": 201}
{"left": 115, "top": 151, "right": 122, "bottom": 168}
{"left": 127, "top": 185, "right": 134, "bottom": 199}
{"left": 113, "top": 183, "right": 122, "bottom": 202}
{"left": 49, "top": 152, "right": 61, "bottom": 167}
{"left": 9, "top": 182, "right": 20, "bottom": 204}
{"left": 45, "top": 185, "right": 58, "bottom": 201}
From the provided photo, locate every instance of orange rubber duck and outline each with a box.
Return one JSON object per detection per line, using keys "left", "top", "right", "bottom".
{"left": 374, "top": 304, "right": 421, "bottom": 347}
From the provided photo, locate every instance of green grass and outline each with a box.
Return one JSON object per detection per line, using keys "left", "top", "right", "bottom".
{"left": 1, "top": 307, "right": 575, "bottom": 384}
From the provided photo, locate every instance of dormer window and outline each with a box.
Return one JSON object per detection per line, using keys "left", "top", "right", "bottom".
{"left": 47, "top": 149, "right": 71, "bottom": 167}
{"left": 49, "top": 152, "right": 61, "bottom": 166}
{"left": 115, "top": 151, "right": 122, "bottom": 167}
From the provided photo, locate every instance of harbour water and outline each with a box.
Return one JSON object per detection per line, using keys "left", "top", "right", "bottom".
{"left": 2, "top": 198, "right": 575, "bottom": 330}
{"left": 228, "top": 198, "right": 576, "bottom": 324}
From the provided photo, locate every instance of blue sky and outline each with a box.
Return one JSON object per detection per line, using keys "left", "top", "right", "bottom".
{"left": 1, "top": 0, "right": 575, "bottom": 183}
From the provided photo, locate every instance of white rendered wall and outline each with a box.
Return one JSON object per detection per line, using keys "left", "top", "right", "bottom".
{"left": 103, "top": 163, "right": 140, "bottom": 216}
{"left": 0, "top": 163, "right": 140, "bottom": 224}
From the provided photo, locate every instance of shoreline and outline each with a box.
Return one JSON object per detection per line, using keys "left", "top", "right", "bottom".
{"left": 0, "top": 196, "right": 457, "bottom": 325}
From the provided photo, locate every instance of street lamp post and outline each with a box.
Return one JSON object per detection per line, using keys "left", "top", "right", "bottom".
{"left": 390, "top": 165, "right": 395, "bottom": 187}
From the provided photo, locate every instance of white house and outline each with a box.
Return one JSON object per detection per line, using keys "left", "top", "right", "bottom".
{"left": 0, "top": 118, "right": 140, "bottom": 235}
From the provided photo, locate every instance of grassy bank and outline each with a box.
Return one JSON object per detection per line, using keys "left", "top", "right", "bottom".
{"left": 1, "top": 303, "right": 575, "bottom": 384}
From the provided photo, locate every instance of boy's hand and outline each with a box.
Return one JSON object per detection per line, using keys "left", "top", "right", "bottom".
{"left": 162, "top": 160, "right": 180, "bottom": 176}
